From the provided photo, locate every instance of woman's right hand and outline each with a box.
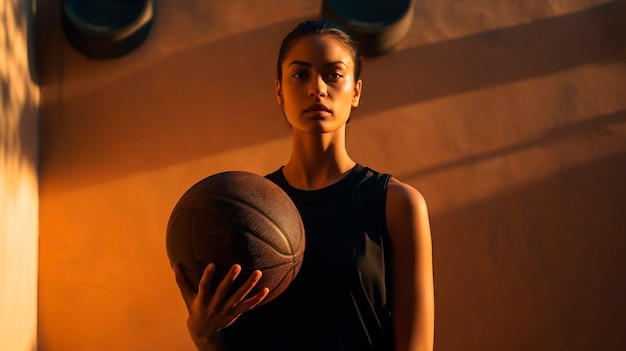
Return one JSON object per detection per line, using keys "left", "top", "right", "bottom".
{"left": 174, "top": 263, "right": 269, "bottom": 351}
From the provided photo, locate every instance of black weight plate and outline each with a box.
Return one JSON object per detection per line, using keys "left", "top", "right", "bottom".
{"left": 61, "top": 0, "right": 154, "bottom": 59}
{"left": 322, "top": 0, "right": 414, "bottom": 56}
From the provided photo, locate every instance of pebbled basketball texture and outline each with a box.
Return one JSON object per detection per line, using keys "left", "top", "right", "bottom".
{"left": 166, "top": 171, "right": 305, "bottom": 305}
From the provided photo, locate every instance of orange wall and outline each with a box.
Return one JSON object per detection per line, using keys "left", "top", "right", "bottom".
{"left": 37, "top": 1, "right": 626, "bottom": 350}
{"left": 1, "top": 0, "right": 39, "bottom": 350}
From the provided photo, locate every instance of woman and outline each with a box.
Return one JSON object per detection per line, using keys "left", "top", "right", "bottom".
{"left": 174, "top": 19, "right": 434, "bottom": 351}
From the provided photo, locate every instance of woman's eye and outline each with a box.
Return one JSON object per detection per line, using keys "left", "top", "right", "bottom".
{"left": 326, "top": 72, "right": 343, "bottom": 80}
{"left": 292, "top": 72, "right": 307, "bottom": 79}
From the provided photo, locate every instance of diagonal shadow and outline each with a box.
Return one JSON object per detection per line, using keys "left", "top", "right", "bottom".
{"left": 356, "top": 0, "right": 626, "bottom": 116}
{"left": 399, "top": 109, "right": 626, "bottom": 180}
{"left": 38, "top": 2, "right": 626, "bottom": 192}
{"left": 429, "top": 149, "right": 626, "bottom": 350}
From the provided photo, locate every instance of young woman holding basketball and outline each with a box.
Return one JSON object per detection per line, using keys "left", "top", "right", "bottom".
{"left": 174, "top": 19, "right": 434, "bottom": 351}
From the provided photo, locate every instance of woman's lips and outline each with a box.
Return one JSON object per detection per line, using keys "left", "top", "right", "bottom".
{"left": 304, "top": 103, "right": 331, "bottom": 113}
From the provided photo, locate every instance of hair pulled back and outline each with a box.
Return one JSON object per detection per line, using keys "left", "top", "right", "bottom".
{"left": 276, "top": 19, "right": 363, "bottom": 82}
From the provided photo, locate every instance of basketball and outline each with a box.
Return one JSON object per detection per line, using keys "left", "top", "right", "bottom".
{"left": 166, "top": 171, "right": 305, "bottom": 305}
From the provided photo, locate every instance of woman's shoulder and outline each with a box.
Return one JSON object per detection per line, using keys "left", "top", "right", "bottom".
{"left": 385, "top": 177, "right": 430, "bottom": 237}
{"left": 386, "top": 177, "right": 427, "bottom": 211}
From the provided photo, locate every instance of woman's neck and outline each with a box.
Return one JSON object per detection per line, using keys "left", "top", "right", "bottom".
{"left": 283, "top": 130, "right": 355, "bottom": 190}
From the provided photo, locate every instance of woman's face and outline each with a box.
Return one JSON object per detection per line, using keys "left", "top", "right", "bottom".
{"left": 275, "top": 34, "right": 362, "bottom": 134}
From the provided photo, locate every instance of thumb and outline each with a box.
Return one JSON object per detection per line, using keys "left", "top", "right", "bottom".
{"left": 173, "top": 263, "right": 195, "bottom": 311}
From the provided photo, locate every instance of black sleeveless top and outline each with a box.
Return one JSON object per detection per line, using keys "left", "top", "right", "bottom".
{"left": 220, "top": 164, "right": 394, "bottom": 351}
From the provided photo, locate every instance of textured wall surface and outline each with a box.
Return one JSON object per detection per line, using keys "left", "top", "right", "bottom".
{"left": 1, "top": 0, "right": 39, "bottom": 350}
{"left": 37, "top": 1, "right": 626, "bottom": 350}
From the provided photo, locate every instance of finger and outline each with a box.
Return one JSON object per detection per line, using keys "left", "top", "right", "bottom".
{"left": 228, "top": 269, "right": 263, "bottom": 303}
{"left": 173, "top": 264, "right": 195, "bottom": 310}
{"left": 233, "top": 287, "right": 269, "bottom": 316}
{"left": 197, "top": 263, "right": 217, "bottom": 302}
{"left": 213, "top": 264, "right": 242, "bottom": 304}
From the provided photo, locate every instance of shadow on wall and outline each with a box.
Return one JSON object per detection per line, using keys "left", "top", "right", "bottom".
{"left": 359, "top": 1, "right": 626, "bottom": 115}
{"left": 1, "top": 0, "right": 39, "bottom": 179}
{"left": 38, "top": 16, "right": 302, "bottom": 192}
{"left": 0, "top": 0, "right": 39, "bottom": 350}
{"left": 404, "top": 109, "right": 626, "bottom": 179}
{"left": 431, "top": 151, "right": 626, "bottom": 351}
{"left": 39, "top": 1, "right": 626, "bottom": 193}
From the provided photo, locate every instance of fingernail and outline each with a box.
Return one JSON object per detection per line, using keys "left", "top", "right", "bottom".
{"left": 233, "top": 264, "right": 241, "bottom": 274}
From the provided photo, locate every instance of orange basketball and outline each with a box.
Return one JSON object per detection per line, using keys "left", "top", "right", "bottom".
{"left": 166, "top": 171, "right": 305, "bottom": 304}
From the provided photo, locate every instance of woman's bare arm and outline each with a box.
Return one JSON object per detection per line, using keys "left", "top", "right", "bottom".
{"left": 386, "top": 178, "right": 435, "bottom": 351}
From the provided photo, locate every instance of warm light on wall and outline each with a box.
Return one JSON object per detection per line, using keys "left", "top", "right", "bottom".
{"left": 0, "top": 0, "right": 39, "bottom": 350}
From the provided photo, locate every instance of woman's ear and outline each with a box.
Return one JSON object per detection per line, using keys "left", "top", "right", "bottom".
{"left": 352, "top": 79, "right": 363, "bottom": 108}
{"left": 275, "top": 79, "right": 284, "bottom": 109}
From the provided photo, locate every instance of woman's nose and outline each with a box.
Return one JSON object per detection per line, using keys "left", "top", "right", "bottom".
{"left": 309, "top": 75, "right": 328, "bottom": 97}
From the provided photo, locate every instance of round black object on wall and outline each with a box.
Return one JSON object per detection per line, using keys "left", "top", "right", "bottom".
{"left": 322, "top": 0, "right": 414, "bottom": 57}
{"left": 62, "top": 0, "right": 154, "bottom": 59}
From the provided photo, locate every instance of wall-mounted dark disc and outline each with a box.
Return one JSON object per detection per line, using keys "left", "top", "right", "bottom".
{"left": 321, "top": 0, "right": 414, "bottom": 57}
{"left": 61, "top": 0, "right": 154, "bottom": 59}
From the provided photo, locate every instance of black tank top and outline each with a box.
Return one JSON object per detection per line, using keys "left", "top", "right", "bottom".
{"left": 220, "top": 164, "right": 394, "bottom": 351}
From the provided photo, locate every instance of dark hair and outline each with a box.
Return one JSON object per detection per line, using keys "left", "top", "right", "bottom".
{"left": 276, "top": 19, "right": 363, "bottom": 81}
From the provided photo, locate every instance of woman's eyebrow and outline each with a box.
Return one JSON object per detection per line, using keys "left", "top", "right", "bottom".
{"left": 288, "top": 60, "right": 311, "bottom": 68}
{"left": 288, "top": 60, "right": 347, "bottom": 68}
